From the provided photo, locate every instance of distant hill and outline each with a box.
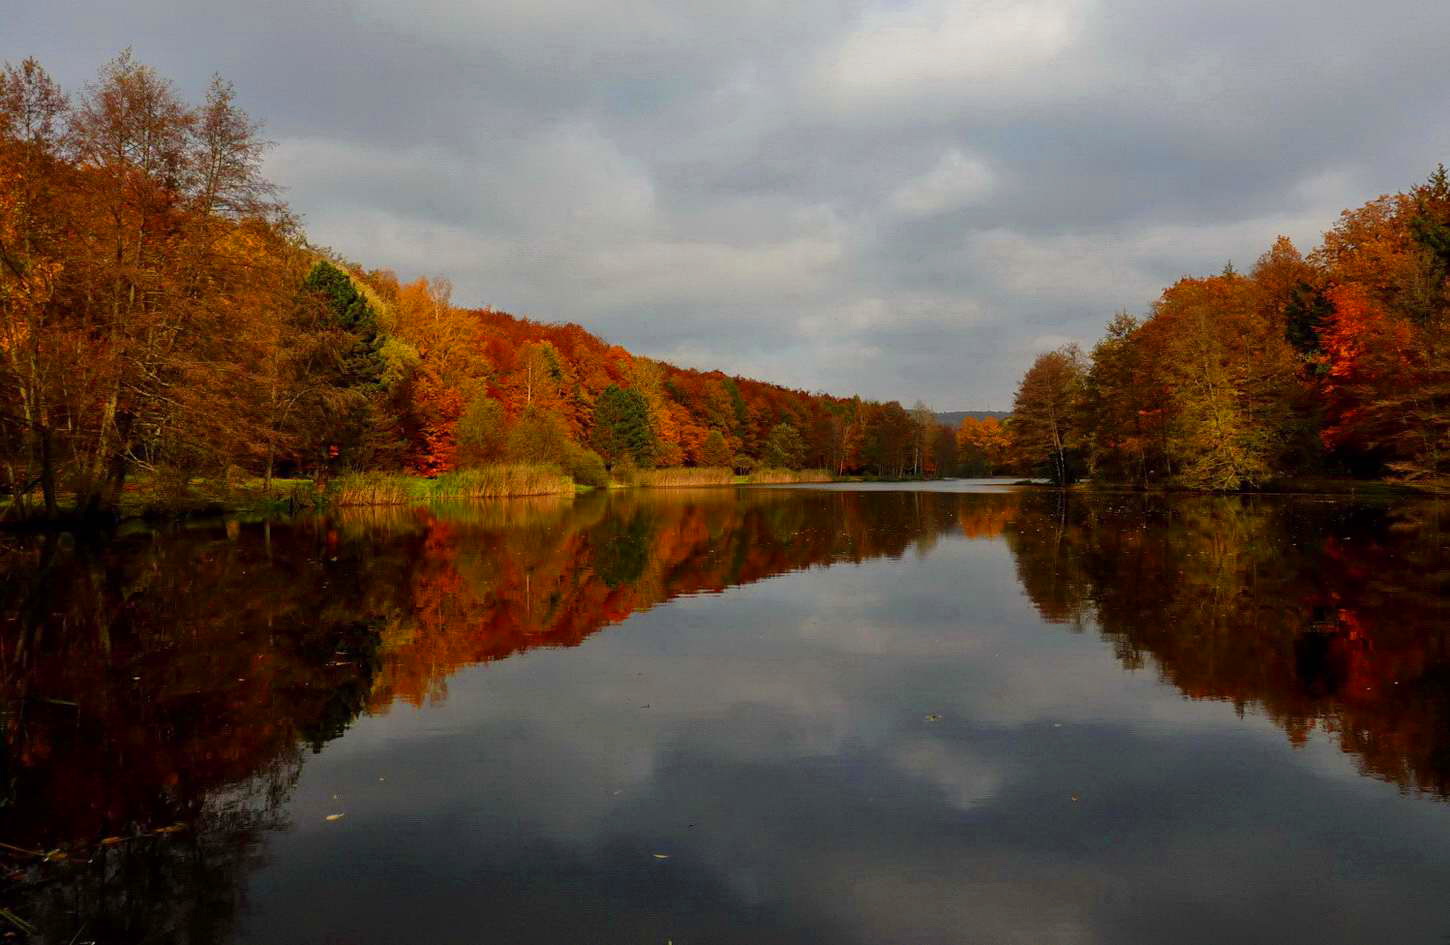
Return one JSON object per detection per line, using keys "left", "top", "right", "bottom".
{"left": 935, "top": 410, "right": 1010, "bottom": 427}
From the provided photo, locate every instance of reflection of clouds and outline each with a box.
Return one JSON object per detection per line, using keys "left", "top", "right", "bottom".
{"left": 246, "top": 524, "right": 1450, "bottom": 945}
{"left": 829, "top": 866, "right": 1098, "bottom": 945}
{"left": 323, "top": 532, "right": 1324, "bottom": 835}
{"left": 889, "top": 737, "right": 1006, "bottom": 810}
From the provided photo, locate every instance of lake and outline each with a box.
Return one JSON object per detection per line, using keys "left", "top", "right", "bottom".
{"left": 3, "top": 483, "right": 1449, "bottom": 944}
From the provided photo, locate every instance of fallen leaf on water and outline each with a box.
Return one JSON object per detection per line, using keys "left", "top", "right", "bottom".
{"left": 325, "top": 813, "right": 345, "bottom": 822}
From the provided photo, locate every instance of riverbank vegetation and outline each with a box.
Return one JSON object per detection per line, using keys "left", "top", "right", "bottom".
{"left": 0, "top": 54, "right": 962, "bottom": 524}
{"left": 1008, "top": 166, "right": 1450, "bottom": 492}
{"left": 635, "top": 467, "right": 833, "bottom": 488}
{"left": 330, "top": 467, "right": 577, "bottom": 506}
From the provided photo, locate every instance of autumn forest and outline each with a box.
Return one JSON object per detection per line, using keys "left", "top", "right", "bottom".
{"left": 0, "top": 54, "right": 966, "bottom": 523}
{"left": 1009, "top": 168, "right": 1450, "bottom": 490}
{"left": 4, "top": 52, "right": 1449, "bottom": 526}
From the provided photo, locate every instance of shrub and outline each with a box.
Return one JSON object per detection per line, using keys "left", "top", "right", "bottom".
{"left": 561, "top": 444, "right": 610, "bottom": 488}
{"left": 505, "top": 408, "right": 570, "bottom": 465}
{"left": 699, "top": 430, "right": 732, "bottom": 467}
{"left": 456, "top": 393, "right": 508, "bottom": 465}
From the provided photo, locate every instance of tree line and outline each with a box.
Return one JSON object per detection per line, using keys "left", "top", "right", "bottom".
{"left": 0, "top": 54, "right": 976, "bottom": 520}
{"left": 1009, "top": 166, "right": 1450, "bottom": 490}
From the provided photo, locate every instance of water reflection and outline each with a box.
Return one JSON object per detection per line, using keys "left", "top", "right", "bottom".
{"left": 1, "top": 487, "right": 1448, "bottom": 943}
{"left": 1004, "top": 493, "right": 1450, "bottom": 798}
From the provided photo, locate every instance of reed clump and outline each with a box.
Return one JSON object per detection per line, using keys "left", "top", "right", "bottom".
{"left": 747, "top": 468, "right": 833, "bottom": 484}
{"left": 634, "top": 467, "right": 835, "bottom": 488}
{"left": 331, "top": 465, "right": 575, "bottom": 506}
{"left": 638, "top": 467, "right": 736, "bottom": 488}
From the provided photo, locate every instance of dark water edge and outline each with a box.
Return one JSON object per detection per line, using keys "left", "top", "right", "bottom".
{"left": 2, "top": 484, "right": 1449, "bottom": 944}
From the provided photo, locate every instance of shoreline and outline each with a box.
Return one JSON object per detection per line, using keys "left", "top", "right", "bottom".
{"left": 6, "top": 471, "right": 1440, "bottom": 531}
{"left": 0, "top": 466, "right": 841, "bottom": 529}
{"left": 1016, "top": 478, "right": 1439, "bottom": 497}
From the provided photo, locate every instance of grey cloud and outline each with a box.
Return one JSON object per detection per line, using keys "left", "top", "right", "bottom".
{"left": 8, "top": 0, "right": 1449, "bottom": 407}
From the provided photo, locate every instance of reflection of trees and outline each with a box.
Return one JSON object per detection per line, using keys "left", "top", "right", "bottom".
{"left": 0, "top": 489, "right": 1022, "bottom": 941}
{"left": 0, "top": 525, "right": 401, "bottom": 943}
{"left": 13, "top": 773, "right": 293, "bottom": 945}
{"left": 13, "top": 488, "right": 1446, "bottom": 938}
{"left": 366, "top": 490, "right": 1024, "bottom": 709}
{"left": 6, "top": 488, "right": 1446, "bottom": 941}
{"left": 1005, "top": 493, "right": 1450, "bottom": 797}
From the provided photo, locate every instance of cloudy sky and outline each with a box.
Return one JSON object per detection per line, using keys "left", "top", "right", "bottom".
{"left": 9, "top": 1, "right": 1450, "bottom": 407}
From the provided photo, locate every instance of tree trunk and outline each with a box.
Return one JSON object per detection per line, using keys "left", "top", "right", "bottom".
{"left": 38, "top": 424, "right": 57, "bottom": 518}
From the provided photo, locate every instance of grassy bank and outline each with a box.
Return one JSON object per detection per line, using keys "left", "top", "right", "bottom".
{"left": 0, "top": 465, "right": 577, "bottom": 524}
{"left": 117, "top": 477, "right": 321, "bottom": 518}
{"left": 1, "top": 476, "right": 321, "bottom": 526}
{"left": 330, "top": 466, "right": 576, "bottom": 506}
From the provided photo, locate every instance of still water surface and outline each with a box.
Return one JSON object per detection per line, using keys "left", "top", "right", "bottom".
{"left": 2, "top": 484, "right": 1449, "bottom": 944}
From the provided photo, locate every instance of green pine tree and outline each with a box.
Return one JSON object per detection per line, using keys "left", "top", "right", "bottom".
{"left": 590, "top": 385, "right": 654, "bottom": 467}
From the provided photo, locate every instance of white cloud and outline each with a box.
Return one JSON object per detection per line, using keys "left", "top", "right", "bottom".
{"left": 818, "top": 0, "right": 1088, "bottom": 107}
{"left": 889, "top": 149, "right": 996, "bottom": 217}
